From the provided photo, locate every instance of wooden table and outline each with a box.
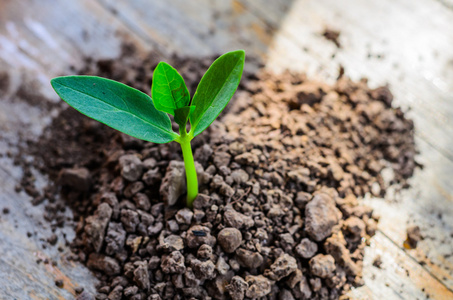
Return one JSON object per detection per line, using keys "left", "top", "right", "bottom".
{"left": 1, "top": 0, "right": 452, "bottom": 299}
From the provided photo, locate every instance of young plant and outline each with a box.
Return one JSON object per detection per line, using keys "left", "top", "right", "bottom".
{"left": 51, "top": 50, "right": 245, "bottom": 208}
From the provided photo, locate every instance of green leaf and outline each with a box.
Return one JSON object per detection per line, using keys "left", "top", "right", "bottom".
{"left": 174, "top": 106, "right": 196, "bottom": 128}
{"left": 189, "top": 50, "right": 245, "bottom": 137}
{"left": 152, "top": 62, "right": 190, "bottom": 115}
{"left": 51, "top": 76, "right": 177, "bottom": 144}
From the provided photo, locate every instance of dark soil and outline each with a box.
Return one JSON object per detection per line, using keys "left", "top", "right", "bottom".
{"left": 18, "top": 45, "right": 417, "bottom": 300}
{"left": 322, "top": 28, "right": 341, "bottom": 48}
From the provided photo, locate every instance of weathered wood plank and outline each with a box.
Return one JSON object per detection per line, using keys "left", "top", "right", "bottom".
{"left": 0, "top": 0, "right": 155, "bottom": 297}
{"left": 363, "top": 136, "right": 453, "bottom": 290}
{"left": 1, "top": 0, "right": 453, "bottom": 298}
{"left": 94, "top": 0, "right": 273, "bottom": 60}
{"left": 348, "top": 232, "right": 453, "bottom": 300}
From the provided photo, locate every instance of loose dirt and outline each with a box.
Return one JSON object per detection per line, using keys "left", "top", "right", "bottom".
{"left": 18, "top": 45, "right": 417, "bottom": 299}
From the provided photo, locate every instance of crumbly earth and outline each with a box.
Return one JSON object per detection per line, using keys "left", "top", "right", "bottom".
{"left": 18, "top": 46, "right": 417, "bottom": 299}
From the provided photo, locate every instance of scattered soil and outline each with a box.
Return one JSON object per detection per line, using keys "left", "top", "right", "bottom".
{"left": 405, "top": 225, "right": 423, "bottom": 249}
{"left": 18, "top": 45, "right": 417, "bottom": 299}
{"left": 322, "top": 28, "right": 341, "bottom": 48}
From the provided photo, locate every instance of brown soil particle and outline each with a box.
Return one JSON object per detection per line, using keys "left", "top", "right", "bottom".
{"left": 406, "top": 225, "right": 423, "bottom": 248}
{"left": 21, "top": 46, "right": 417, "bottom": 299}
{"left": 322, "top": 28, "right": 342, "bottom": 48}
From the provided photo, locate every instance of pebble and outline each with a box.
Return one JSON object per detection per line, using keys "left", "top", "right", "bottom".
{"left": 119, "top": 154, "right": 144, "bottom": 182}
{"left": 175, "top": 208, "right": 193, "bottom": 225}
{"left": 59, "top": 167, "right": 92, "bottom": 192}
{"left": 161, "top": 251, "right": 186, "bottom": 274}
{"left": 84, "top": 203, "right": 112, "bottom": 252}
{"left": 245, "top": 275, "right": 272, "bottom": 298}
{"left": 265, "top": 253, "right": 297, "bottom": 281}
{"left": 305, "top": 193, "right": 341, "bottom": 241}
{"left": 309, "top": 254, "right": 336, "bottom": 278}
{"left": 185, "top": 225, "right": 216, "bottom": 248}
{"left": 295, "top": 238, "right": 318, "bottom": 259}
{"left": 218, "top": 228, "right": 242, "bottom": 253}
{"left": 223, "top": 207, "right": 254, "bottom": 229}
{"left": 160, "top": 161, "right": 186, "bottom": 206}
{"left": 235, "top": 248, "right": 263, "bottom": 269}
{"left": 87, "top": 253, "right": 120, "bottom": 275}
{"left": 226, "top": 276, "right": 248, "bottom": 300}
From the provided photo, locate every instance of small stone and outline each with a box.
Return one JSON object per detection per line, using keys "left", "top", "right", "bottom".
{"left": 279, "top": 289, "right": 294, "bottom": 300}
{"left": 216, "top": 256, "right": 230, "bottom": 275}
{"left": 406, "top": 225, "right": 423, "bottom": 248}
{"left": 265, "top": 253, "right": 298, "bottom": 281}
{"left": 148, "top": 256, "right": 160, "bottom": 269}
{"left": 192, "top": 259, "right": 216, "bottom": 280}
{"left": 184, "top": 267, "right": 200, "bottom": 287}
{"left": 175, "top": 208, "right": 193, "bottom": 225}
{"left": 160, "top": 161, "right": 186, "bottom": 206}
{"left": 55, "top": 279, "right": 64, "bottom": 288}
{"left": 120, "top": 209, "right": 139, "bottom": 233}
{"left": 235, "top": 152, "right": 259, "bottom": 167}
{"left": 194, "top": 144, "right": 214, "bottom": 166}
{"left": 161, "top": 251, "right": 186, "bottom": 274}
{"left": 279, "top": 233, "right": 294, "bottom": 252}
{"left": 185, "top": 225, "right": 216, "bottom": 248}
{"left": 148, "top": 222, "right": 163, "bottom": 236}
{"left": 197, "top": 244, "right": 213, "bottom": 260}
{"left": 286, "top": 269, "right": 303, "bottom": 289}
{"left": 309, "top": 254, "right": 336, "bottom": 278}
{"left": 236, "top": 248, "right": 263, "bottom": 269}
{"left": 193, "top": 193, "right": 211, "bottom": 209}
{"left": 231, "top": 169, "right": 249, "bottom": 185}
{"left": 84, "top": 203, "right": 112, "bottom": 252}
{"left": 123, "top": 181, "right": 144, "bottom": 198}
{"left": 218, "top": 228, "right": 242, "bottom": 253}
{"left": 224, "top": 207, "right": 254, "bottom": 229}
{"left": 133, "top": 193, "right": 151, "bottom": 211}
{"left": 245, "top": 275, "right": 272, "bottom": 298}
{"left": 167, "top": 219, "right": 179, "bottom": 232}
{"left": 123, "top": 286, "right": 139, "bottom": 297}
{"left": 119, "top": 154, "right": 144, "bottom": 182}
{"left": 108, "top": 285, "right": 123, "bottom": 300}
{"left": 295, "top": 238, "right": 318, "bottom": 259}
{"left": 133, "top": 261, "right": 150, "bottom": 290}
{"left": 47, "top": 234, "right": 58, "bottom": 246}
{"left": 344, "top": 216, "right": 366, "bottom": 242}
{"left": 226, "top": 276, "right": 248, "bottom": 300}
{"left": 305, "top": 193, "right": 341, "bottom": 241}
{"left": 214, "top": 151, "right": 231, "bottom": 168}
{"left": 59, "top": 167, "right": 91, "bottom": 192}
{"left": 87, "top": 253, "right": 120, "bottom": 275}
{"left": 162, "top": 235, "right": 185, "bottom": 251}
{"left": 142, "top": 168, "right": 162, "bottom": 186}
{"left": 294, "top": 191, "right": 312, "bottom": 209}
{"left": 104, "top": 222, "right": 126, "bottom": 255}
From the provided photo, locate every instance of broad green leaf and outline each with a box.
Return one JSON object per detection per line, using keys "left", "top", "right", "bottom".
{"left": 152, "top": 62, "right": 190, "bottom": 115}
{"left": 51, "top": 76, "right": 177, "bottom": 144}
{"left": 189, "top": 50, "right": 245, "bottom": 137}
{"left": 174, "top": 106, "right": 196, "bottom": 129}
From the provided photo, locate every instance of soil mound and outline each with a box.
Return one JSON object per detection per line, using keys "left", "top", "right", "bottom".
{"left": 20, "top": 46, "right": 416, "bottom": 299}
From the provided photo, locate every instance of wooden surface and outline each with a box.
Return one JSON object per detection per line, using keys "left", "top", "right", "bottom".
{"left": 1, "top": 0, "right": 452, "bottom": 299}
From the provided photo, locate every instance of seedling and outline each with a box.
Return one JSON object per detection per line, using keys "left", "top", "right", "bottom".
{"left": 51, "top": 50, "right": 245, "bottom": 208}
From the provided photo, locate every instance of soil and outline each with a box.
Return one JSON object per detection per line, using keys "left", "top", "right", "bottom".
{"left": 17, "top": 45, "right": 417, "bottom": 299}
{"left": 322, "top": 28, "right": 341, "bottom": 48}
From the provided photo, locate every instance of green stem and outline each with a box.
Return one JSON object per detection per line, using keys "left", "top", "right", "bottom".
{"left": 179, "top": 134, "right": 198, "bottom": 208}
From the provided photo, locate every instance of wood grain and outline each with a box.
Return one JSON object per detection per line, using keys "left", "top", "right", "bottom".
{"left": 0, "top": 0, "right": 452, "bottom": 298}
